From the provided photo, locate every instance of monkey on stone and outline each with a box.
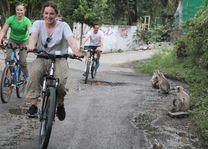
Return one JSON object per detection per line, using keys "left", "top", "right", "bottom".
{"left": 172, "top": 86, "right": 190, "bottom": 112}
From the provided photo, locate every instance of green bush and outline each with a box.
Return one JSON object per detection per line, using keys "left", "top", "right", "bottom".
{"left": 175, "top": 4, "right": 208, "bottom": 68}
{"left": 134, "top": 2, "right": 208, "bottom": 140}
{"left": 134, "top": 24, "right": 173, "bottom": 45}
{"left": 133, "top": 47, "right": 208, "bottom": 140}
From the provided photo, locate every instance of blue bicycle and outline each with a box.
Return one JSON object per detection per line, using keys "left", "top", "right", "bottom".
{"left": 0, "top": 43, "right": 27, "bottom": 103}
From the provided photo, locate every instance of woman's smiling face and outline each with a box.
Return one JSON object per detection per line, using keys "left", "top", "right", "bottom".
{"left": 16, "top": 5, "right": 25, "bottom": 18}
{"left": 43, "top": 6, "right": 57, "bottom": 24}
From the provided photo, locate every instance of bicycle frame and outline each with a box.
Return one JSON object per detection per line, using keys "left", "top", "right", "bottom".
{"left": 85, "top": 49, "right": 96, "bottom": 69}
{"left": 30, "top": 50, "right": 82, "bottom": 149}
{"left": 84, "top": 46, "right": 98, "bottom": 84}
{"left": 40, "top": 58, "right": 59, "bottom": 114}
{"left": 7, "top": 50, "right": 21, "bottom": 85}
{"left": 0, "top": 44, "right": 27, "bottom": 103}
{"left": 38, "top": 54, "right": 60, "bottom": 149}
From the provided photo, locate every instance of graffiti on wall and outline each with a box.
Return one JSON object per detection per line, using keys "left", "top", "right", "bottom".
{"left": 73, "top": 23, "right": 91, "bottom": 39}
{"left": 101, "top": 26, "right": 114, "bottom": 36}
{"left": 119, "top": 27, "right": 128, "bottom": 38}
{"left": 73, "top": 23, "right": 137, "bottom": 52}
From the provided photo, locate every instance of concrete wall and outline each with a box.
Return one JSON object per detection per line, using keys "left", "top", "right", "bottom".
{"left": 73, "top": 23, "right": 137, "bottom": 52}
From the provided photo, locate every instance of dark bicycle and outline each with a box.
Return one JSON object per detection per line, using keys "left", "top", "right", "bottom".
{"left": 0, "top": 43, "right": 27, "bottom": 103}
{"left": 32, "top": 50, "right": 82, "bottom": 149}
{"left": 84, "top": 45, "right": 100, "bottom": 84}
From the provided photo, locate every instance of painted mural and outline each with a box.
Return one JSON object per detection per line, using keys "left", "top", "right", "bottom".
{"left": 73, "top": 23, "right": 137, "bottom": 52}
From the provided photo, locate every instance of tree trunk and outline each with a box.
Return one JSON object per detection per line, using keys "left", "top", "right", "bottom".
{"left": 80, "top": 23, "right": 83, "bottom": 47}
{"left": 0, "top": 0, "right": 10, "bottom": 27}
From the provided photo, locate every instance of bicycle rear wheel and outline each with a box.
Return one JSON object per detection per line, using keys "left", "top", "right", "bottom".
{"left": 16, "top": 68, "right": 27, "bottom": 98}
{"left": 39, "top": 87, "right": 57, "bottom": 149}
{"left": 84, "top": 60, "right": 90, "bottom": 84}
{"left": 91, "top": 60, "right": 97, "bottom": 79}
{"left": 0, "top": 66, "right": 14, "bottom": 103}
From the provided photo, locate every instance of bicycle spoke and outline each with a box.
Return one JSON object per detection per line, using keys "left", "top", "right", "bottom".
{"left": 84, "top": 60, "right": 90, "bottom": 84}
{"left": 39, "top": 87, "right": 57, "bottom": 149}
{"left": 16, "top": 70, "right": 27, "bottom": 98}
{"left": 91, "top": 60, "right": 97, "bottom": 79}
{"left": 0, "top": 66, "right": 13, "bottom": 103}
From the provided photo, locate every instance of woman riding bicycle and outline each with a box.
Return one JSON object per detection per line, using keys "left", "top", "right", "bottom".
{"left": 0, "top": 2, "right": 32, "bottom": 80}
{"left": 26, "top": 1, "right": 82, "bottom": 120}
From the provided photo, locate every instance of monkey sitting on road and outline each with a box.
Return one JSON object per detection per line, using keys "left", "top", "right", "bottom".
{"left": 150, "top": 71, "right": 159, "bottom": 89}
{"left": 155, "top": 70, "right": 170, "bottom": 94}
{"left": 172, "top": 86, "right": 190, "bottom": 112}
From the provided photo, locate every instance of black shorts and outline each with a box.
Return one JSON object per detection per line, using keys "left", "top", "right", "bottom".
{"left": 84, "top": 45, "right": 100, "bottom": 51}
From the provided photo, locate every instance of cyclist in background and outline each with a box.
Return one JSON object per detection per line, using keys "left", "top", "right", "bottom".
{"left": 0, "top": 3, "right": 32, "bottom": 80}
{"left": 26, "top": 1, "right": 82, "bottom": 120}
{"left": 81, "top": 23, "right": 104, "bottom": 71}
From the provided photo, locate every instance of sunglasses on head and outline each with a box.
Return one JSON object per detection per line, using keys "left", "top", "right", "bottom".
{"left": 44, "top": 37, "right": 52, "bottom": 48}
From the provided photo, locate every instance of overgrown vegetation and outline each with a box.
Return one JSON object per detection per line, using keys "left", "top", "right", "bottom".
{"left": 0, "top": 0, "right": 178, "bottom": 26}
{"left": 134, "top": 24, "right": 173, "bottom": 45}
{"left": 172, "top": 0, "right": 208, "bottom": 69}
{"left": 133, "top": 46, "right": 208, "bottom": 140}
{"left": 133, "top": 2, "right": 208, "bottom": 141}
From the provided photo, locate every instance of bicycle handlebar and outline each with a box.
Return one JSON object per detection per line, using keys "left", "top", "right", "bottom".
{"left": 30, "top": 50, "right": 84, "bottom": 61}
{"left": 1, "top": 42, "right": 27, "bottom": 51}
{"left": 1, "top": 41, "right": 83, "bottom": 61}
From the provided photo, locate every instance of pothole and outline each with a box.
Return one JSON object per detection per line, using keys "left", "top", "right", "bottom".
{"left": 132, "top": 113, "right": 157, "bottom": 130}
{"left": 88, "top": 80, "right": 128, "bottom": 86}
{"left": 8, "top": 108, "right": 27, "bottom": 115}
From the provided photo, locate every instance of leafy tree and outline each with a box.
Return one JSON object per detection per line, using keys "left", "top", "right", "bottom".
{"left": 106, "top": 0, "right": 136, "bottom": 25}
{"left": 61, "top": 0, "right": 107, "bottom": 45}
{"left": 60, "top": 0, "right": 107, "bottom": 26}
{"left": 0, "top": 0, "right": 10, "bottom": 26}
{"left": 105, "top": 0, "right": 178, "bottom": 25}
{"left": 0, "top": 0, "right": 49, "bottom": 26}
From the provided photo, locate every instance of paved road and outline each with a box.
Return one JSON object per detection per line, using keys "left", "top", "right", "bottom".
{"left": 14, "top": 69, "right": 152, "bottom": 149}
{"left": 1, "top": 47, "right": 202, "bottom": 149}
{"left": 0, "top": 49, "right": 158, "bottom": 149}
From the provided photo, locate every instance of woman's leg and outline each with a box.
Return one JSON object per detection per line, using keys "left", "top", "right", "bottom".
{"left": 55, "top": 58, "right": 69, "bottom": 121}
{"left": 26, "top": 58, "right": 47, "bottom": 118}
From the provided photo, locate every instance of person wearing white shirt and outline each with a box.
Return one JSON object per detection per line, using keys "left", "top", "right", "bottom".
{"left": 81, "top": 23, "right": 104, "bottom": 69}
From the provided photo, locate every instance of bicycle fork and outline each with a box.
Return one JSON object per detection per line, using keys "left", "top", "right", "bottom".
{"left": 39, "top": 62, "right": 59, "bottom": 120}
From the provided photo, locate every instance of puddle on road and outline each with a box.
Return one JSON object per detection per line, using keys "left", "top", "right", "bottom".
{"left": 8, "top": 108, "right": 27, "bottom": 115}
{"left": 88, "top": 80, "right": 128, "bottom": 86}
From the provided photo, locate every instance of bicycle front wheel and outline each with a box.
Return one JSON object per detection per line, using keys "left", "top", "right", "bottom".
{"left": 91, "top": 60, "right": 97, "bottom": 79}
{"left": 84, "top": 60, "right": 90, "bottom": 84}
{"left": 16, "top": 68, "right": 27, "bottom": 98}
{"left": 0, "top": 66, "right": 14, "bottom": 103}
{"left": 39, "top": 87, "right": 57, "bottom": 149}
